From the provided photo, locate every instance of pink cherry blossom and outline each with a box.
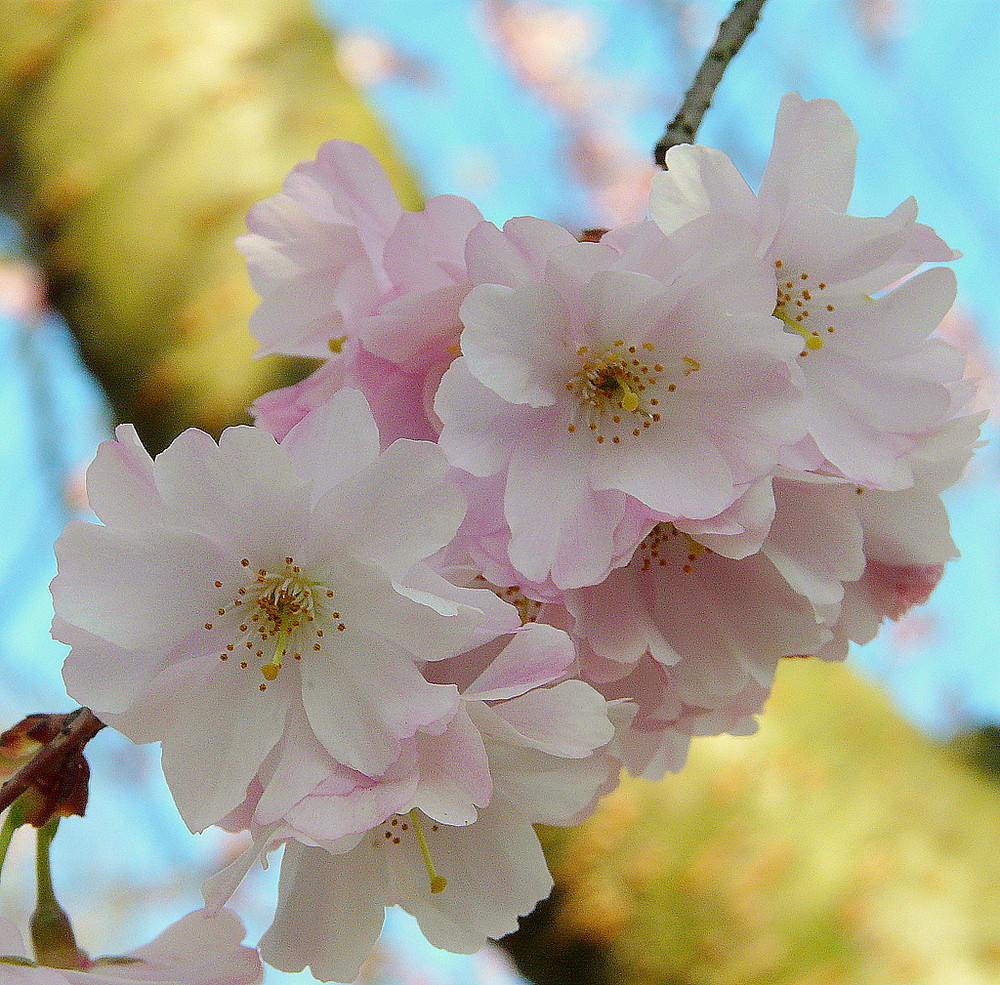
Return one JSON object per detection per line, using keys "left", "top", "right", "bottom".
{"left": 204, "top": 624, "right": 615, "bottom": 982}
{"left": 436, "top": 217, "right": 806, "bottom": 590}
{"left": 649, "top": 92, "right": 965, "bottom": 488}
{"left": 817, "top": 412, "right": 985, "bottom": 657}
{"left": 240, "top": 140, "right": 484, "bottom": 444}
{"left": 592, "top": 653, "right": 769, "bottom": 779}
{"left": 0, "top": 910, "right": 261, "bottom": 984}
{"left": 51, "top": 390, "right": 519, "bottom": 831}
{"left": 251, "top": 341, "right": 443, "bottom": 446}
{"left": 564, "top": 515, "right": 834, "bottom": 710}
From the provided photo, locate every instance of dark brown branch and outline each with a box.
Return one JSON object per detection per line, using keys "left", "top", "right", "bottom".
{"left": 654, "top": 0, "right": 769, "bottom": 167}
{"left": 0, "top": 709, "right": 104, "bottom": 818}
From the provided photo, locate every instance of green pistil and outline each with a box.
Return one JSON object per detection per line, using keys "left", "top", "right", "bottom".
{"left": 261, "top": 623, "right": 290, "bottom": 682}
{"left": 409, "top": 809, "right": 447, "bottom": 894}
{"left": 776, "top": 311, "right": 823, "bottom": 350}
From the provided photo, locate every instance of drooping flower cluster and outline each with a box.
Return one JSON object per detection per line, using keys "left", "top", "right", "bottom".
{"left": 50, "top": 94, "right": 980, "bottom": 982}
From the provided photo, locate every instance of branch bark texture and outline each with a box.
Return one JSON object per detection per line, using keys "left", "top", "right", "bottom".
{"left": 654, "top": 0, "right": 769, "bottom": 166}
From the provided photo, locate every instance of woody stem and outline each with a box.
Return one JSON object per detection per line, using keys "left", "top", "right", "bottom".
{"left": 654, "top": 0, "right": 770, "bottom": 166}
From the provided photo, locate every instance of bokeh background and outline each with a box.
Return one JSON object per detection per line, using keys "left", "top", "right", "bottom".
{"left": 1, "top": 1, "right": 999, "bottom": 983}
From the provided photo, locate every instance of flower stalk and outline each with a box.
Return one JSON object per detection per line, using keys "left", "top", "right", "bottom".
{"left": 0, "top": 796, "right": 24, "bottom": 881}
{"left": 30, "top": 818, "right": 88, "bottom": 970}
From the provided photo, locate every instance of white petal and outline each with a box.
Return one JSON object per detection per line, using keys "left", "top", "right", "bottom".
{"left": 85, "top": 425, "right": 160, "bottom": 527}
{"left": 300, "top": 629, "right": 459, "bottom": 775}
{"left": 465, "top": 624, "right": 577, "bottom": 701}
{"left": 155, "top": 657, "right": 289, "bottom": 831}
{"left": 122, "top": 909, "right": 262, "bottom": 984}
{"left": 650, "top": 144, "right": 757, "bottom": 234}
{"left": 280, "top": 389, "right": 380, "bottom": 499}
{"left": 400, "top": 802, "right": 554, "bottom": 953}
{"left": 51, "top": 522, "right": 225, "bottom": 652}
{"left": 309, "top": 439, "right": 464, "bottom": 578}
{"left": 460, "top": 283, "right": 571, "bottom": 407}
{"left": 759, "top": 93, "right": 857, "bottom": 215}
{"left": 485, "top": 681, "right": 614, "bottom": 758}
{"left": 259, "top": 842, "right": 387, "bottom": 984}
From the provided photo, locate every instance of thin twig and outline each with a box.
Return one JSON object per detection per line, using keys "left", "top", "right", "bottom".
{"left": 0, "top": 709, "right": 104, "bottom": 817}
{"left": 654, "top": 0, "right": 769, "bottom": 167}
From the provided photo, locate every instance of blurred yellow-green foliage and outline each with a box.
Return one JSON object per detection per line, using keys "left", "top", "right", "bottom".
{"left": 507, "top": 659, "right": 1000, "bottom": 985}
{"left": 0, "top": 0, "right": 420, "bottom": 452}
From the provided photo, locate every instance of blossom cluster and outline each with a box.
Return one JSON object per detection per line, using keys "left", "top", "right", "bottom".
{"left": 49, "top": 94, "right": 979, "bottom": 982}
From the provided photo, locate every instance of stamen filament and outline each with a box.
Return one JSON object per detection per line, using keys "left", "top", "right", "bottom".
{"left": 409, "top": 809, "right": 447, "bottom": 893}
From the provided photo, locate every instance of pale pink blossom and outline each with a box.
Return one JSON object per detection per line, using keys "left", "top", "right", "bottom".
{"left": 251, "top": 342, "right": 441, "bottom": 446}
{"left": 436, "top": 217, "right": 805, "bottom": 589}
{"left": 251, "top": 806, "right": 553, "bottom": 984}
{"left": 0, "top": 910, "right": 261, "bottom": 984}
{"left": 241, "top": 139, "right": 484, "bottom": 443}
{"left": 592, "top": 653, "right": 769, "bottom": 779}
{"left": 817, "top": 412, "right": 985, "bottom": 657}
{"left": 649, "top": 92, "right": 964, "bottom": 489}
{"left": 205, "top": 625, "right": 616, "bottom": 983}
{"left": 564, "top": 515, "right": 833, "bottom": 709}
{"left": 52, "top": 390, "right": 519, "bottom": 831}
{"left": 240, "top": 142, "right": 479, "bottom": 359}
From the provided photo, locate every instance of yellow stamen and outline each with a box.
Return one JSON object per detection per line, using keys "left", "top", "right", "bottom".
{"left": 409, "top": 809, "right": 447, "bottom": 894}
{"left": 682, "top": 356, "right": 701, "bottom": 374}
{"left": 328, "top": 335, "right": 347, "bottom": 353}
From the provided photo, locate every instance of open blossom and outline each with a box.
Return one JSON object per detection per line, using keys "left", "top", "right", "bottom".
{"left": 51, "top": 390, "right": 519, "bottom": 831}
{"left": 436, "top": 217, "right": 806, "bottom": 590}
{"left": 0, "top": 910, "right": 261, "bottom": 984}
{"left": 568, "top": 518, "right": 833, "bottom": 694}
{"left": 204, "top": 624, "right": 616, "bottom": 983}
{"left": 650, "top": 92, "right": 966, "bottom": 489}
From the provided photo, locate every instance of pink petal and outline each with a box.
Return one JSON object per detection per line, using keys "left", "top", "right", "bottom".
{"left": 759, "top": 93, "right": 857, "bottom": 216}
{"left": 465, "top": 624, "right": 577, "bottom": 701}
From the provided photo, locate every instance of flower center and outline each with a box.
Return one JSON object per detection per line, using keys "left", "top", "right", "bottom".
{"left": 373, "top": 810, "right": 448, "bottom": 894}
{"left": 205, "top": 557, "right": 345, "bottom": 690}
{"left": 564, "top": 340, "right": 698, "bottom": 445}
{"left": 635, "top": 523, "right": 709, "bottom": 574}
{"left": 773, "top": 260, "right": 837, "bottom": 356}
{"left": 475, "top": 575, "right": 543, "bottom": 625}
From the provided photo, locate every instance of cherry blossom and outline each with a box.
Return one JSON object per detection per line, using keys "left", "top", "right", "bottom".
{"left": 0, "top": 910, "right": 261, "bottom": 984}
{"left": 593, "top": 653, "right": 769, "bottom": 779}
{"left": 650, "top": 93, "right": 965, "bottom": 488}
{"left": 51, "top": 390, "right": 519, "bottom": 831}
{"left": 240, "top": 140, "right": 485, "bottom": 444}
{"left": 33, "top": 86, "right": 981, "bottom": 984}
{"left": 563, "top": 511, "right": 835, "bottom": 708}
{"left": 204, "top": 624, "right": 616, "bottom": 982}
{"left": 436, "top": 217, "right": 806, "bottom": 589}
{"left": 817, "top": 412, "right": 985, "bottom": 658}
